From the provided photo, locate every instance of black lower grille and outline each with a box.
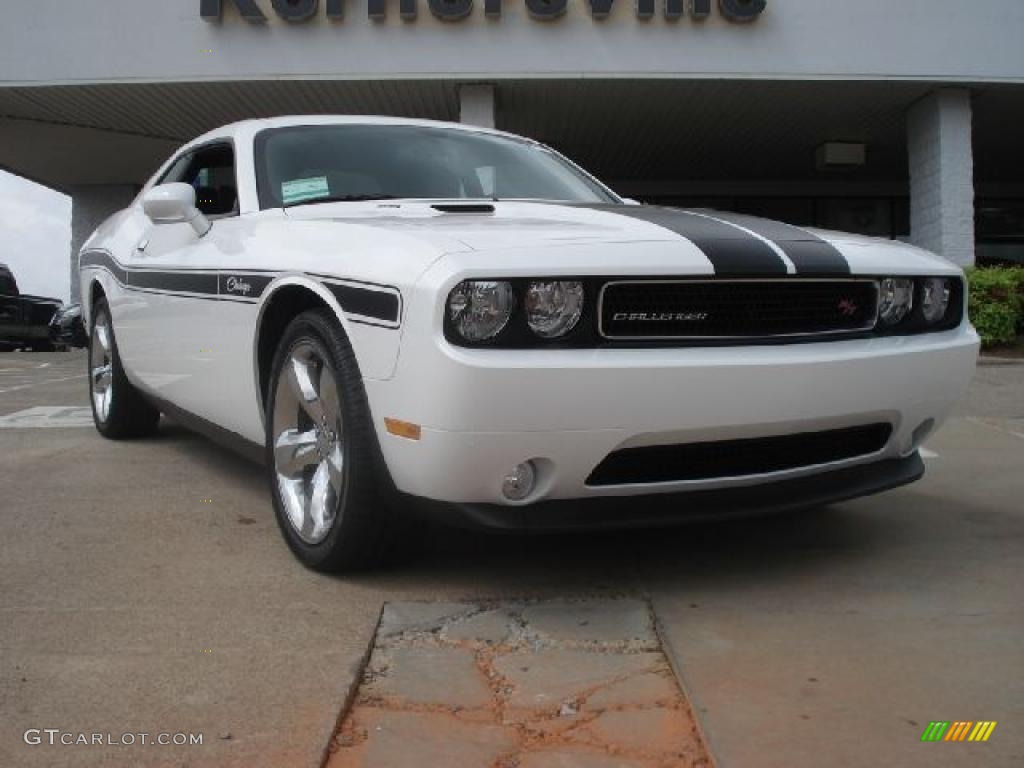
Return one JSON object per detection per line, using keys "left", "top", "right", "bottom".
{"left": 586, "top": 424, "right": 893, "bottom": 486}
{"left": 600, "top": 280, "right": 878, "bottom": 339}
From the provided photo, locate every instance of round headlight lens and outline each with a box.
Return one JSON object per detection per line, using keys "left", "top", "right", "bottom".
{"left": 448, "top": 280, "right": 515, "bottom": 342}
{"left": 921, "top": 278, "right": 951, "bottom": 324}
{"left": 878, "top": 278, "right": 914, "bottom": 326}
{"left": 524, "top": 281, "right": 585, "bottom": 339}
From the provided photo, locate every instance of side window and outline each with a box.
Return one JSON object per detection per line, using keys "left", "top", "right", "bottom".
{"left": 475, "top": 166, "right": 496, "bottom": 198}
{"left": 159, "top": 144, "right": 238, "bottom": 218}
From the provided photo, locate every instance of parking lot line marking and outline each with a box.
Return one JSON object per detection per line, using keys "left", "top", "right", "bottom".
{"left": 0, "top": 406, "right": 94, "bottom": 428}
{"left": 967, "top": 417, "right": 1024, "bottom": 442}
{"left": 0, "top": 374, "right": 86, "bottom": 395}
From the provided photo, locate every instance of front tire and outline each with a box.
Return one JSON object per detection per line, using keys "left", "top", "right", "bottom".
{"left": 89, "top": 299, "right": 161, "bottom": 439}
{"left": 266, "top": 309, "right": 406, "bottom": 572}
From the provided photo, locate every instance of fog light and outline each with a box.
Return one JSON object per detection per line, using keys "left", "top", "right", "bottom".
{"left": 502, "top": 461, "right": 536, "bottom": 501}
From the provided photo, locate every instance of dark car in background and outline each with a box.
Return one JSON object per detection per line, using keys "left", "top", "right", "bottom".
{"left": 0, "top": 263, "right": 62, "bottom": 351}
{"left": 49, "top": 304, "right": 88, "bottom": 349}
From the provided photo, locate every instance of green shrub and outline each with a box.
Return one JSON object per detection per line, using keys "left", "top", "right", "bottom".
{"left": 966, "top": 266, "right": 1024, "bottom": 347}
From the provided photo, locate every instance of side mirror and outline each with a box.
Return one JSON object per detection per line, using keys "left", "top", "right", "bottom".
{"left": 621, "top": 197, "right": 642, "bottom": 206}
{"left": 142, "top": 183, "right": 211, "bottom": 237}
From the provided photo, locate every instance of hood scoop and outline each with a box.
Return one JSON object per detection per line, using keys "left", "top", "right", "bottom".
{"left": 431, "top": 203, "right": 495, "bottom": 214}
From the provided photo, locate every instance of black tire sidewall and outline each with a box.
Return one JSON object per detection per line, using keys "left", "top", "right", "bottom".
{"left": 88, "top": 301, "right": 116, "bottom": 435}
{"left": 88, "top": 298, "right": 160, "bottom": 439}
{"left": 265, "top": 309, "right": 392, "bottom": 571}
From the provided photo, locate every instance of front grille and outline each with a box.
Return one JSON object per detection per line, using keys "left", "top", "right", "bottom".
{"left": 586, "top": 424, "right": 893, "bottom": 486}
{"left": 599, "top": 279, "right": 879, "bottom": 340}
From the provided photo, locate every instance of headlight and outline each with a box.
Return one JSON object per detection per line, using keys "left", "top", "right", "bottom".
{"left": 447, "top": 280, "right": 515, "bottom": 342}
{"left": 920, "top": 278, "right": 951, "bottom": 324}
{"left": 878, "top": 278, "right": 914, "bottom": 326}
{"left": 524, "top": 281, "right": 585, "bottom": 338}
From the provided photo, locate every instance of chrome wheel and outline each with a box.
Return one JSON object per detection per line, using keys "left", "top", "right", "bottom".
{"left": 272, "top": 342, "right": 345, "bottom": 545}
{"left": 90, "top": 312, "right": 113, "bottom": 423}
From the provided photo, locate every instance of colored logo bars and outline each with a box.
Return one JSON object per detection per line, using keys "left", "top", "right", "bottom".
{"left": 921, "top": 721, "right": 997, "bottom": 742}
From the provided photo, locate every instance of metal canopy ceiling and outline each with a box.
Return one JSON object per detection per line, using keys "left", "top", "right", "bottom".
{"left": 0, "top": 79, "right": 1019, "bottom": 193}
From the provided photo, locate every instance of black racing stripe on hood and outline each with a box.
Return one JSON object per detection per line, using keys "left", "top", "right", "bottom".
{"left": 697, "top": 211, "right": 851, "bottom": 275}
{"left": 581, "top": 205, "right": 788, "bottom": 276}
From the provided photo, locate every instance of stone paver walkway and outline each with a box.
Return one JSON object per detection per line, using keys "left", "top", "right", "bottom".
{"left": 326, "top": 599, "right": 710, "bottom": 768}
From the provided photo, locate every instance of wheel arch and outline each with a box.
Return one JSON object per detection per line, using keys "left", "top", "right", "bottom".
{"left": 253, "top": 276, "right": 356, "bottom": 419}
{"left": 84, "top": 275, "right": 107, "bottom": 330}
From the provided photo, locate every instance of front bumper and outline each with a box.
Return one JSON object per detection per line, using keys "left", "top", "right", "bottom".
{"left": 366, "top": 323, "right": 978, "bottom": 506}
{"left": 401, "top": 452, "right": 925, "bottom": 531}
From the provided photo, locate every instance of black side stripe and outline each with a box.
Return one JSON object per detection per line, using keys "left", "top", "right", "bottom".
{"left": 324, "top": 283, "right": 401, "bottom": 326}
{"left": 583, "top": 205, "right": 788, "bottom": 276}
{"left": 80, "top": 251, "right": 401, "bottom": 325}
{"left": 132, "top": 270, "right": 218, "bottom": 295}
{"left": 80, "top": 251, "right": 127, "bottom": 284}
{"left": 698, "top": 211, "right": 851, "bottom": 275}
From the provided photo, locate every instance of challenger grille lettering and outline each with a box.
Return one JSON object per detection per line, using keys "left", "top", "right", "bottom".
{"left": 600, "top": 280, "right": 881, "bottom": 340}
{"left": 613, "top": 312, "right": 710, "bottom": 322}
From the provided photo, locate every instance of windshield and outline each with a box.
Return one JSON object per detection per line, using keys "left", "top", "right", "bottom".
{"left": 254, "top": 124, "right": 618, "bottom": 209}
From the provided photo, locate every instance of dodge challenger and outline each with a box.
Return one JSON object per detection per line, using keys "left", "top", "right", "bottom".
{"left": 79, "top": 116, "right": 978, "bottom": 570}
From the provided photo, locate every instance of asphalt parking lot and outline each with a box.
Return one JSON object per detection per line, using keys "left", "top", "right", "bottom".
{"left": 1, "top": 350, "right": 1022, "bottom": 767}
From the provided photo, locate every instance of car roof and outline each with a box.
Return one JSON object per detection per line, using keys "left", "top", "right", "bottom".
{"left": 184, "top": 115, "right": 534, "bottom": 150}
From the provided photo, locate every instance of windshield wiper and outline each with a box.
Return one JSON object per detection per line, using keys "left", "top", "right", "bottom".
{"left": 283, "top": 194, "right": 398, "bottom": 209}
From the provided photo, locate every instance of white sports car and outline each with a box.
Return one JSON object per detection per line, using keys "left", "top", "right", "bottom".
{"left": 80, "top": 116, "right": 978, "bottom": 570}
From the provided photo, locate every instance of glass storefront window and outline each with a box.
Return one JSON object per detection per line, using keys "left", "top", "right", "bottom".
{"left": 649, "top": 196, "right": 910, "bottom": 240}
{"left": 976, "top": 199, "right": 1024, "bottom": 265}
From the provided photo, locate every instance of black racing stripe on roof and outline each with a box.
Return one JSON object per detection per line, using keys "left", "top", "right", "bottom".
{"left": 579, "top": 204, "right": 788, "bottom": 276}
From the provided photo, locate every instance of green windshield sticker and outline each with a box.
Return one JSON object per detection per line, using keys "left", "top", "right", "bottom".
{"left": 282, "top": 176, "right": 329, "bottom": 205}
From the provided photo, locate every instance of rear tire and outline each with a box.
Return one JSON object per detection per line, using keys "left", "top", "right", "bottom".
{"left": 266, "top": 309, "right": 411, "bottom": 572}
{"left": 89, "top": 298, "right": 161, "bottom": 439}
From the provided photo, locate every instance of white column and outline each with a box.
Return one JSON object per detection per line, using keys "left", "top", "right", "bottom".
{"left": 69, "top": 184, "right": 136, "bottom": 303}
{"left": 459, "top": 84, "right": 496, "bottom": 129}
{"left": 907, "top": 89, "right": 975, "bottom": 266}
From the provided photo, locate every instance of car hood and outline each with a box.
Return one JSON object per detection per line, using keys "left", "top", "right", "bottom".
{"left": 285, "top": 201, "right": 959, "bottom": 276}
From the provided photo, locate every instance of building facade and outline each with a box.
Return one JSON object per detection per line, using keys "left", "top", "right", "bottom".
{"left": 1, "top": 0, "right": 1022, "bottom": 300}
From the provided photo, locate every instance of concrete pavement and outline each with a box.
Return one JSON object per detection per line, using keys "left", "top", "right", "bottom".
{"left": 651, "top": 416, "right": 1023, "bottom": 767}
{"left": 1, "top": 350, "right": 1021, "bottom": 767}
{"left": 327, "top": 599, "right": 709, "bottom": 768}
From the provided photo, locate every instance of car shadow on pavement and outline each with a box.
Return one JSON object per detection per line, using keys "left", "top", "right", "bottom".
{"left": 152, "top": 418, "right": 934, "bottom": 598}
{"left": 345, "top": 501, "right": 905, "bottom": 599}
{"left": 154, "top": 419, "right": 267, "bottom": 481}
